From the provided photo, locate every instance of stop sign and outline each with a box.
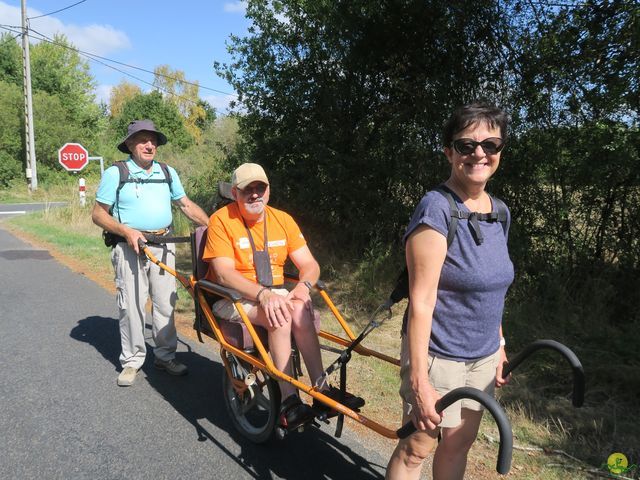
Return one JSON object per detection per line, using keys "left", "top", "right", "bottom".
{"left": 58, "top": 143, "right": 89, "bottom": 172}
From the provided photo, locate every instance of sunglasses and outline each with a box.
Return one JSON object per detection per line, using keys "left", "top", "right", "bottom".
{"left": 239, "top": 183, "right": 268, "bottom": 196}
{"left": 452, "top": 137, "right": 505, "bottom": 155}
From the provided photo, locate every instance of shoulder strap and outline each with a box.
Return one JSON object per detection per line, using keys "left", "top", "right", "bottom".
{"left": 434, "top": 185, "right": 459, "bottom": 248}
{"left": 110, "top": 161, "right": 130, "bottom": 221}
{"left": 489, "top": 194, "right": 509, "bottom": 238}
{"left": 158, "top": 162, "right": 173, "bottom": 195}
{"left": 114, "top": 161, "right": 129, "bottom": 187}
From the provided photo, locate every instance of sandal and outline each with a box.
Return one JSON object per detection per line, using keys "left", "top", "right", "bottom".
{"left": 279, "top": 394, "right": 314, "bottom": 429}
{"left": 312, "top": 385, "right": 365, "bottom": 414}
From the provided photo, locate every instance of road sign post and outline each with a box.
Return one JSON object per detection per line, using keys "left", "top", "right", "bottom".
{"left": 58, "top": 143, "right": 89, "bottom": 172}
{"left": 78, "top": 177, "right": 86, "bottom": 207}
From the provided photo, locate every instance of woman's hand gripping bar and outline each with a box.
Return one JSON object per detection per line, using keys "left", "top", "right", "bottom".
{"left": 396, "top": 386, "right": 513, "bottom": 475}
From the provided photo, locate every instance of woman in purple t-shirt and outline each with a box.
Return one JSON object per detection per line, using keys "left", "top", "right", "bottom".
{"left": 387, "top": 103, "right": 514, "bottom": 480}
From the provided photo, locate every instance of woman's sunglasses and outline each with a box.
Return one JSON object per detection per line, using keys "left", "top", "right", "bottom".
{"left": 452, "top": 137, "right": 505, "bottom": 155}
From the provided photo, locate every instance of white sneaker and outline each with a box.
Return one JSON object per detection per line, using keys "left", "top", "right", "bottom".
{"left": 154, "top": 358, "right": 188, "bottom": 376}
{"left": 117, "top": 367, "right": 138, "bottom": 386}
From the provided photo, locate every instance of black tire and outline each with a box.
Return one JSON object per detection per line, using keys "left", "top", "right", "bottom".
{"left": 222, "top": 354, "right": 281, "bottom": 444}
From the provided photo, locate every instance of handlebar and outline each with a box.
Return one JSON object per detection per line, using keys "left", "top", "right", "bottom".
{"left": 501, "top": 339, "right": 585, "bottom": 407}
{"left": 396, "top": 386, "right": 512, "bottom": 474}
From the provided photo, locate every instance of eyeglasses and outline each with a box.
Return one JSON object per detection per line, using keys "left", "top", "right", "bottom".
{"left": 452, "top": 137, "right": 505, "bottom": 155}
{"left": 239, "top": 184, "right": 268, "bottom": 196}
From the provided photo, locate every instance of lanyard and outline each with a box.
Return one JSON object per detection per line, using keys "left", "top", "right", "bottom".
{"left": 243, "top": 214, "right": 268, "bottom": 254}
{"left": 243, "top": 213, "right": 274, "bottom": 287}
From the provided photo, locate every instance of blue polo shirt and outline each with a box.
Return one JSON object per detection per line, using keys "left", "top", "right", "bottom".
{"left": 96, "top": 159, "right": 186, "bottom": 231}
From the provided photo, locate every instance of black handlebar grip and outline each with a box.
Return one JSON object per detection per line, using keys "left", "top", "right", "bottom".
{"left": 197, "top": 279, "right": 243, "bottom": 302}
{"left": 396, "top": 386, "right": 513, "bottom": 475}
{"left": 501, "top": 339, "right": 585, "bottom": 407}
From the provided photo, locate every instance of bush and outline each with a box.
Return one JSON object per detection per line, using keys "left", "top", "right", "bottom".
{"left": 0, "top": 151, "right": 22, "bottom": 187}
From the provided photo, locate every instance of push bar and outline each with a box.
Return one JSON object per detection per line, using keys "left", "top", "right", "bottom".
{"left": 396, "top": 386, "right": 512, "bottom": 475}
{"left": 501, "top": 339, "right": 584, "bottom": 407}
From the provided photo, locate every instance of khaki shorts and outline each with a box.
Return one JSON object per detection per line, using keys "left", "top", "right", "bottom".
{"left": 211, "top": 288, "right": 289, "bottom": 321}
{"left": 399, "top": 335, "right": 500, "bottom": 428}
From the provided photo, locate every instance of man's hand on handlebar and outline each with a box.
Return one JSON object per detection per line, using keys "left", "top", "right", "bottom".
{"left": 123, "top": 226, "right": 146, "bottom": 254}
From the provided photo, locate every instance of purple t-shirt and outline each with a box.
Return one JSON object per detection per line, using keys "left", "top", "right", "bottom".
{"left": 403, "top": 190, "right": 515, "bottom": 361}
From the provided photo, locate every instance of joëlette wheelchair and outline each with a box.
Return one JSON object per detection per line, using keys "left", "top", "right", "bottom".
{"left": 137, "top": 182, "right": 586, "bottom": 476}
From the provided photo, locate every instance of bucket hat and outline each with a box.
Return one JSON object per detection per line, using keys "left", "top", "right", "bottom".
{"left": 117, "top": 119, "right": 168, "bottom": 154}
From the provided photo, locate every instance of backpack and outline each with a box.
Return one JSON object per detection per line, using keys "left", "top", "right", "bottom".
{"left": 388, "top": 185, "right": 509, "bottom": 304}
{"left": 102, "top": 160, "right": 174, "bottom": 247}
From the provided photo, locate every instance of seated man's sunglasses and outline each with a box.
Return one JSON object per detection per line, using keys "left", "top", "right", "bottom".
{"left": 452, "top": 137, "right": 505, "bottom": 155}
{"left": 239, "top": 183, "right": 268, "bottom": 195}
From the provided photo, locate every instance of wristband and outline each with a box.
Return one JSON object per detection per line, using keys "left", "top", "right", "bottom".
{"left": 256, "top": 286, "right": 270, "bottom": 301}
{"left": 298, "top": 280, "right": 313, "bottom": 292}
{"left": 499, "top": 337, "right": 506, "bottom": 347}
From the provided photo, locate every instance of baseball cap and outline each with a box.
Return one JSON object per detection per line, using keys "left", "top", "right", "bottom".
{"left": 232, "top": 163, "right": 269, "bottom": 190}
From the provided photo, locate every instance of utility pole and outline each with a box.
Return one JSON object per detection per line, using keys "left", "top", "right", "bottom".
{"left": 21, "top": 0, "right": 37, "bottom": 191}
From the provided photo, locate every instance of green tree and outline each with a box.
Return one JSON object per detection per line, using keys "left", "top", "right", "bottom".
{"left": 499, "top": 0, "right": 640, "bottom": 270}
{"left": 0, "top": 80, "right": 23, "bottom": 160}
{"left": 495, "top": 0, "right": 640, "bottom": 336}
{"left": 28, "top": 33, "right": 103, "bottom": 164}
{"left": 30, "top": 34, "right": 97, "bottom": 117}
{"left": 195, "top": 99, "right": 217, "bottom": 132}
{"left": 112, "top": 91, "right": 194, "bottom": 152}
{"left": 153, "top": 65, "right": 208, "bottom": 142}
{"left": 0, "top": 33, "right": 22, "bottom": 85}
{"left": 0, "top": 80, "right": 23, "bottom": 185}
{"left": 218, "top": 0, "right": 513, "bottom": 248}
{"left": 109, "top": 81, "right": 142, "bottom": 118}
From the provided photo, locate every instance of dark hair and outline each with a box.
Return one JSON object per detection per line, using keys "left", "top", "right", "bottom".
{"left": 442, "top": 102, "right": 509, "bottom": 147}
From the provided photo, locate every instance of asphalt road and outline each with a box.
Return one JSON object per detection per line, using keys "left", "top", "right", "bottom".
{"left": 0, "top": 226, "right": 389, "bottom": 480}
{"left": 0, "top": 202, "right": 67, "bottom": 218}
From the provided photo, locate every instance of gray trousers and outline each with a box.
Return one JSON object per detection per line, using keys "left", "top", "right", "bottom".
{"left": 111, "top": 242, "right": 178, "bottom": 369}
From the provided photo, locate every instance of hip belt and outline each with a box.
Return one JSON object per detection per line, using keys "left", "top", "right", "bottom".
{"left": 103, "top": 227, "right": 189, "bottom": 248}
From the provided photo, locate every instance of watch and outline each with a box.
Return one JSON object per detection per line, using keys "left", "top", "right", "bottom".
{"left": 299, "top": 280, "right": 313, "bottom": 292}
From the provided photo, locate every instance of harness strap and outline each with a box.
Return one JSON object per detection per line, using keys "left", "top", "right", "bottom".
{"left": 438, "top": 185, "right": 507, "bottom": 246}
{"left": 438, "top": 187, "right": 459, "bottom": 248}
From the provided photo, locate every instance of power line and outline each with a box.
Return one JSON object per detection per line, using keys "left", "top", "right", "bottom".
{"left": 0, "top": 24, "right": 236, "bottom": 104}
{"left": 26, "top": 27, "right": 214, "bottom": 107}
{"left": 41, "top": 38, "right": 235, "bottom": 96}
{"left": 28, "top": 0, "right": 88, "bottom": 20}
{"left": 27, "top": 24, "right": 234, "bottom": 96}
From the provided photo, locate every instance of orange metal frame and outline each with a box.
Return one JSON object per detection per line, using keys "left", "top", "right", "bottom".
{"left": 142, "top": 245, "right": 402, "bottom": 439}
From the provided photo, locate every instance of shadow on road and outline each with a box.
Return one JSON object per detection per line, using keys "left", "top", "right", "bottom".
{"left": 70, "top": 315, "right": 385, "bottom": 479}
{"left": 70, "top": 316, "right": 121, "bottom": 369}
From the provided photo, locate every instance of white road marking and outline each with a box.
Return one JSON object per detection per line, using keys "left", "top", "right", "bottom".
{"left": 0, "top": 211, "right": 27, "bottom": 215}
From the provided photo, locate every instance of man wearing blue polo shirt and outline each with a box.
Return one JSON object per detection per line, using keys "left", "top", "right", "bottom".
{"left": 92, "top": 119, "right": 209, "bottom": 386}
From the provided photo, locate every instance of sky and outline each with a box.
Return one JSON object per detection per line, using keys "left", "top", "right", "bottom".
{"left": 0, "top": 0, "right": 252, "bottom": 113}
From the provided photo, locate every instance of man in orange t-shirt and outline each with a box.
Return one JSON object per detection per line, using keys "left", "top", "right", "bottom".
{"left": 202, "top": 163, "right": 363, "bottom": 428}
